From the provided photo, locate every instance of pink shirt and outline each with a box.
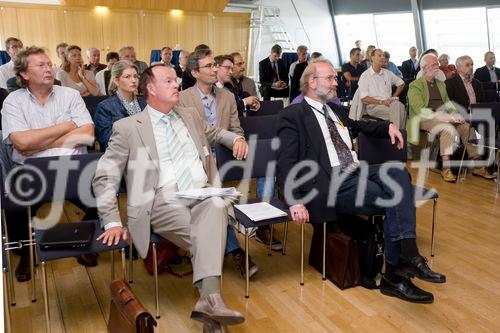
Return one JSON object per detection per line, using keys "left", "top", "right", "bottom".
{"left": 460, "top": 74, "right": 476, "bottom": 106}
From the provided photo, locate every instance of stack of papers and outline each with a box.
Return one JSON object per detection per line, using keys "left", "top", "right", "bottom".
{"left": 234, "top": 202, "right": 288, "bottom": 222}
{"left": 175, "top": 187, "right": 241, "bottom": 200}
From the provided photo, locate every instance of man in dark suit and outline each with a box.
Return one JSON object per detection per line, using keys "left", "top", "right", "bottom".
{"left": 446, "top": 55, "right": 485, "bottom": 110}
{"left": 474, "top": 51, "right": 500, "bottom": 84}
{"left": 401, "top": 46, "right": 418, "bottom": 85}
{"left": 258, "top": 44, "right": 289, "bottom": 101}
{"left": 277, "top": 59, "right": 445, "bottom": 304}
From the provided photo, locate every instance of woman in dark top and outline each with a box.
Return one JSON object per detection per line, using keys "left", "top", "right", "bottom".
{"left": 94, "top": 60, "right": 146, "bottom": 151}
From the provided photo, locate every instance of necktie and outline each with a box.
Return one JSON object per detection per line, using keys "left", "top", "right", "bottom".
{"left": 272, "top": 61, "right": 278, "bottom": 82}
{"left": 161, "top": 114, "right": 193, "bottom": 191}
{"left": 322, "top": 105, "right": 354, "bottom": 170}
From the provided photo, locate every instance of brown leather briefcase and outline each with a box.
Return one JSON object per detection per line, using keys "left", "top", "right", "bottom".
{"left": 108, "top": 279, "right": 157, "bottom": 333}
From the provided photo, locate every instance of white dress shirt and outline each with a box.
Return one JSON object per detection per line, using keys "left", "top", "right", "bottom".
{"left": 0, "top": 60, "right": 15, "bottom": 90}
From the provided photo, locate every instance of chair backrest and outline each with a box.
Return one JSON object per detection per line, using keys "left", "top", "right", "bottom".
{"left": 357, "top": 129, "right": 408, "bottom": 164}
{"left": 20, "top": 152, "right": 103, "bottom": 206}
{"left": 239, "top": 115, "right": 277, "bottom": 140}
{"left": 470, "top": 102, "right": 500, "bottom": 124}
{"left": 248, "top": 100, "right": 283, "bottom": 116}
{"left": 82, "top": 95, "right": 108, "bottom": 119}
{"left": 215, "top": 139, "right": 277, "bottom": 182}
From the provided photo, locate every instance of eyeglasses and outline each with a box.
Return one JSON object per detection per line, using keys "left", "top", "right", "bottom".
{"left": 218, "top": 65, "right": 233, "bottom": 71}
{"left": 313, "top": 75, "right": 337, "bottom": 82}
{"left": 199, "top": 63, "right": 219, "bottom": 70}
{"left": 28, "top": 63, "right": 53, "bottom": 70}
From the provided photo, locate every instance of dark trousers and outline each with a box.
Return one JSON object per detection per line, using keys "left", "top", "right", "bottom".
{"left": 332, "top": 164, "right": 416, "bottom": 265}
{"left": 260, "top": 85, "right": 289, "bottom": 101}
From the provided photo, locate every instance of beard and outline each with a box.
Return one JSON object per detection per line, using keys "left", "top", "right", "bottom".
{"left": 315, "top": 85, "right": 336, "bottom": 101}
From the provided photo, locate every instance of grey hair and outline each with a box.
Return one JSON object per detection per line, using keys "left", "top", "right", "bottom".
{"left": 108, "top": 60, "right": 138, "bottom": 94}
{"left": 299, "top": 58, "right": 333, "bottom": 95}
{"left": 438, "top": 54, "right": 449, "bottom": 62}
{"left": 297, "top": 45, "right": 308, "bottom": 53}
{"left": 455, "top": 55, "right": 473, "bottom": 68}
{"left": 420, "top": 53, "right": 437, "bottom": 69}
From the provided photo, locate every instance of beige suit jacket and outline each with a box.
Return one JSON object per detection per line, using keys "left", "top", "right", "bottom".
{"left": 92, "top": 105, "right": 238, "bottom": 258}
{"left": 178, "top": 85, "right": 244, "bottom": 135}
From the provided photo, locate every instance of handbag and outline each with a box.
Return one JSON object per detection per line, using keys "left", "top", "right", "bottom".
{"left": 107, "top": 279, "right": 157, "bottom": 333}
{"left": 309, "top": 224, "right": 361, "bottom": 290}
{"left": 143, "top": 238, "right": 179, "bottom": 275}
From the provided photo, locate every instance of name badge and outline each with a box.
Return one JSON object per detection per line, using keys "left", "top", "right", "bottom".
{"left": 203, "top": 146, "right": 210, "bottom": 157}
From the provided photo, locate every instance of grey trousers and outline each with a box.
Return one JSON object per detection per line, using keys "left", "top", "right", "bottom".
{"left": 367, "top": 101, "right": 407, "bottom": 129}
{"left": 149, "top": 188, "right": 228, "bottom": 284}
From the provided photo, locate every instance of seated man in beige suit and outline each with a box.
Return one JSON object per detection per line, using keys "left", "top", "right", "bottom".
{"left": 92, "top": 65, "right": 248, "bottom": 328}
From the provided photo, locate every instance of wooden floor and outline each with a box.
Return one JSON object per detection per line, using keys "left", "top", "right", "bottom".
{"left": 4, "top": 167, "right": 500, "bottom": 333}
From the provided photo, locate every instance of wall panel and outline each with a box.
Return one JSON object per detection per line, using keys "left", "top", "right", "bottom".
{"left": 102, "top": 10, "right": 141, "bottom": 59}
{"left": 0, "top": 7, "right": 20, "bottom": 46}
{"left": 177, "top": 14, "right": 210, "bottom": 52}
{"left": 212, "top": 14, "right": 249, "bottom": 56}
{"left": 62, "top": 8, "right": 103, "bottom": 60}
{"left": 141, "top": 12, "right": 179, "bottom": 61}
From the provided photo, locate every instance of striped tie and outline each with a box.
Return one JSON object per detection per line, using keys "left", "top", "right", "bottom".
{"left": 161, "top": 113, "right": 193, "bottom": 191}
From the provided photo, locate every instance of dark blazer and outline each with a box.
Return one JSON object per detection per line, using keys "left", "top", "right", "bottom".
{"left": 94, "top": 94, "right": 147, "bottom": 151}
{"left": 224, "top": 82, "right": 248, "bottom": 117}
{"left": 259, "top": 57, "right": 289, "bottom": 88}
{"left": 401, "top": 58, "right": 417, "bottom": 84}
{"left": 474, "top": 65, "right": 500, "bottom": 83}
{"left": 445, "top": 74, "right": 485, "bottom": 109}
{"left": 290, "top": 61, "right": 308, "bottom": 102}
{"left": 277, "top": 100, "right": 390, "bottom": 224}
{"left": 174, "top": 64, "right": 184, "bottom": 78}
{"left": 181, "top": 70, "right": 196, "bottom": 91}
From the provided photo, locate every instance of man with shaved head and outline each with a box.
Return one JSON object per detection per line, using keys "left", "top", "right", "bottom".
{"left": 278, "top": 59, "right": 445, "bottom": 304}
{"left": 84, "top": 47, "right": 106, "bottom": 75}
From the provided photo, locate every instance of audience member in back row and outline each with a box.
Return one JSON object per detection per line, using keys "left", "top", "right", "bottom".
{"left": 358, "top": 48, "right": 406, "bottom": 128}
{"left": 95, "top": 51, "right": 120, "bottom": 96}
{"left": 401, "top": 46, "right": 418, "bottom": 85}
{"left": 0, "top": 37, "right": 23, "bottom": 90}
{"left": 84, "top": 47, "right": 107, "bottom": 75}
{"left": 445, "top": 55, "right": 485, "bottom": 110}
{"left": 341, "top": 47, "right": 366, "bottom": 92}
{"left": 1, "top": 46, "right": 97, "bottom": 279}
{"left": 407, "top": 54, "right": 494, "bottom": 182}
{"left": 215, "top": 54, "right": 260, "bottom": 116}
{"left": 288, "top": 45, "right": 308, "bottom": 83}
{"left": 55, "top": 42, "right": 68, "bottom": 73}
{"left": 438, "top": 54, "right": 456, "bottom": 80}
{"left": 174, "top": 49, "right": 190, "bottom": 78}
{"left": 152, "top": 46, "right": 175, "bottom": 68}
{"left": 229, "top": 52, "right": 258, "bottom": 97}
{"left": 119, "top": 46, "right": 148, "bottom": 75}
{"left": 94, "top": 60, "right": 146, "bottom": 151}
{"left": 474, "top": 51, "right": 500, "bottom": 84}
{"left": 360, "top": 45, "right": 376, "bottom": 68}
{"left": 56, "top": 45, "right": 99, "bottom": 96}
{"left": 259, "top": 44, "right": 289, "bottom": 101}
{"left": 277, "top": 58, "right": 446, "bottom": 305}
{"left": 289, "top": 45, "right": 309, "bottom": 101}
{"left": 382, "top": 51, "right": 402, "bottom": 78}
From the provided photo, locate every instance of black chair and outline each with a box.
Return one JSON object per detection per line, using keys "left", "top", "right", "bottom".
{"left": 239, "top": 115, "right": 277, "bottom": 140}
{"left": 216, "top": 138, "right": 314, "bottom": 297}
{"left": 22, "top": 153, "right": 127, "bottom": 332}
{"left": 82, "top": 95, "right": 108, "bottom": 119}
{"left": 248, "top": 100, "right": 283, "bottom": 117}
{"left": 357, "top": 129, "right": 440, "bottom": 257}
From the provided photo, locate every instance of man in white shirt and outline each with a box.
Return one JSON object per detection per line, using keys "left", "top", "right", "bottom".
{"left": 0, "top": 37, "right": 23, "bottom": 89}
{"left": 358, "top": 48, "right": 406, "bottom": 128}
{"left": 95, "top": 52, "right": 119, "bottom": 95}
{"left": 288, "top": 45, "right": 308, "bottom": 80}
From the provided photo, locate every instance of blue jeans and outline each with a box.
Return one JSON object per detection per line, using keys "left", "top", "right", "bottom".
{"left": 256, "top": 177, "right": 275, "bottom": 201}
{"left": 332, "top": 164, "right": 416, "bottom": 265}
{"left": 225, "top": 225, "right": 241, "bottom": 255}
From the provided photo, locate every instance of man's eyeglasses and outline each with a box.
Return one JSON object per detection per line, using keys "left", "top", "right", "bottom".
{"left": 219, "top": 65, "right": 233, "bottom": 71}
{"left": 234, "top": 61, "right": 245, "bottom": 66}
{"left": 199, "top": 63, "right": 219, "bottom": 70}
{"left": 28, "top": 63, "right": 53, "bottom": 70}
{"left": 313, "top": 75, "right": 337, "bottom": 82}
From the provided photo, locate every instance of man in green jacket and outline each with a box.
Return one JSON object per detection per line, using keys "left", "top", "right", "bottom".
{"left": 407, "top": 54, "right": 494, "bottom": 182}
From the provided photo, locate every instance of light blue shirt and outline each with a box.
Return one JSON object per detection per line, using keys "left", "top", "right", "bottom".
{"left": 385, "top": 61, "right": 403, "bottom": 77}
{"left": 195, "top": 85, "right": 217, "bottom": 127}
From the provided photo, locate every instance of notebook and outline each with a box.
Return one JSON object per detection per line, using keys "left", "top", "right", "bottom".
{"left": 39, "top": 222, "right": 95, "bottom": 250}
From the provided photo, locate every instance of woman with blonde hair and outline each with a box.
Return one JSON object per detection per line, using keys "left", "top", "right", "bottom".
{"left": 94, "top": 60, "right": 146, "bottom": 151}
{"left": 56, "top": 45, "right": 99, "bottom": 96}
{"left": 361, "top": 45, "right": 376, "bottom": 68}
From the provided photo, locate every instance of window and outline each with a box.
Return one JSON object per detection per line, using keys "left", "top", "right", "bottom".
{"left": 423, "top": 7, "right": 489, "bottom": 67}
{"left": 335, "top": 14, "right": 377, "bottom": 63}
{"left": 487, "top": 7, "right": 500, "bottom": 60}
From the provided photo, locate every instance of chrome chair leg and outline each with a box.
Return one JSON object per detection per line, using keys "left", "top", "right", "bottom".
{"left": 110, "top": 250, "right": 115, "bottom": 280}
{"left": 431, "top": 198, "right": 438, "bottom": 257}
{"left": 2, "top": 210, "right": 16, "bottom": 306}
{"left": 3, "top": 268, "right": 12, "bottom": 333}
{"left": 128, "top": 242, "right": 133, "bottom": 283}
{"left": 245, "top": 228, "right": 250, "bottom": 298}
{"left": 300, "top": 224, "right": 304, "bottom": 286}
{"left": 41, "top": 261, "right": 50, "bottom": 333}
{"left": 152, "top": 243, "right": 160, "bottom": 319}
{"left": 27, "top": 207, "right": 36, "bottom": 303}
{"left": 268, "top": 225, "right": 273, "bottom": 256}
{"left": 322, "top": 222, "right": 327, "bottom": 281}
{"left": 282, "top": 221, "right": 288, "bottom": 255}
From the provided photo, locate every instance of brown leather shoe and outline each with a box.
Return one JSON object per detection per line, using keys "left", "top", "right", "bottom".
{"left": 191, "top": 293, "right": 245, "bottom": 326}
{"left": 441, "top": 168, "right": 457, "bottom": 182}
{"left": 233, "top": 252, "right": 259, "bottom": 278}
{"left": 15, "top": 254, "right": 31, "bottom": 282}
{"left": 472, "top": 167, "right": 495, "bottom": 179}
{"left": 76, "top": 253, "right": 98, "bottom": 267}
{"left": 255, "top": 227, "right": 283, "bottom": 251}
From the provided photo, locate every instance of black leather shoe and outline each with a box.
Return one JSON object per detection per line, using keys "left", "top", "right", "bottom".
{"left": 15, "top": 254, "right": 31, "bottom": 282}
{"left": 380, "top": 275, "right": 434, "bottom": 304}
{"left": 396, "top": 256, "right": 446, "bottom": 283}
{"left": 76, "top": 253, "right": 98, "bottom": 267}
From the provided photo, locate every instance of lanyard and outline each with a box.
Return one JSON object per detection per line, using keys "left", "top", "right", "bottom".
{"left": 310, "top": 104, "right": 345, "bottom": 128}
